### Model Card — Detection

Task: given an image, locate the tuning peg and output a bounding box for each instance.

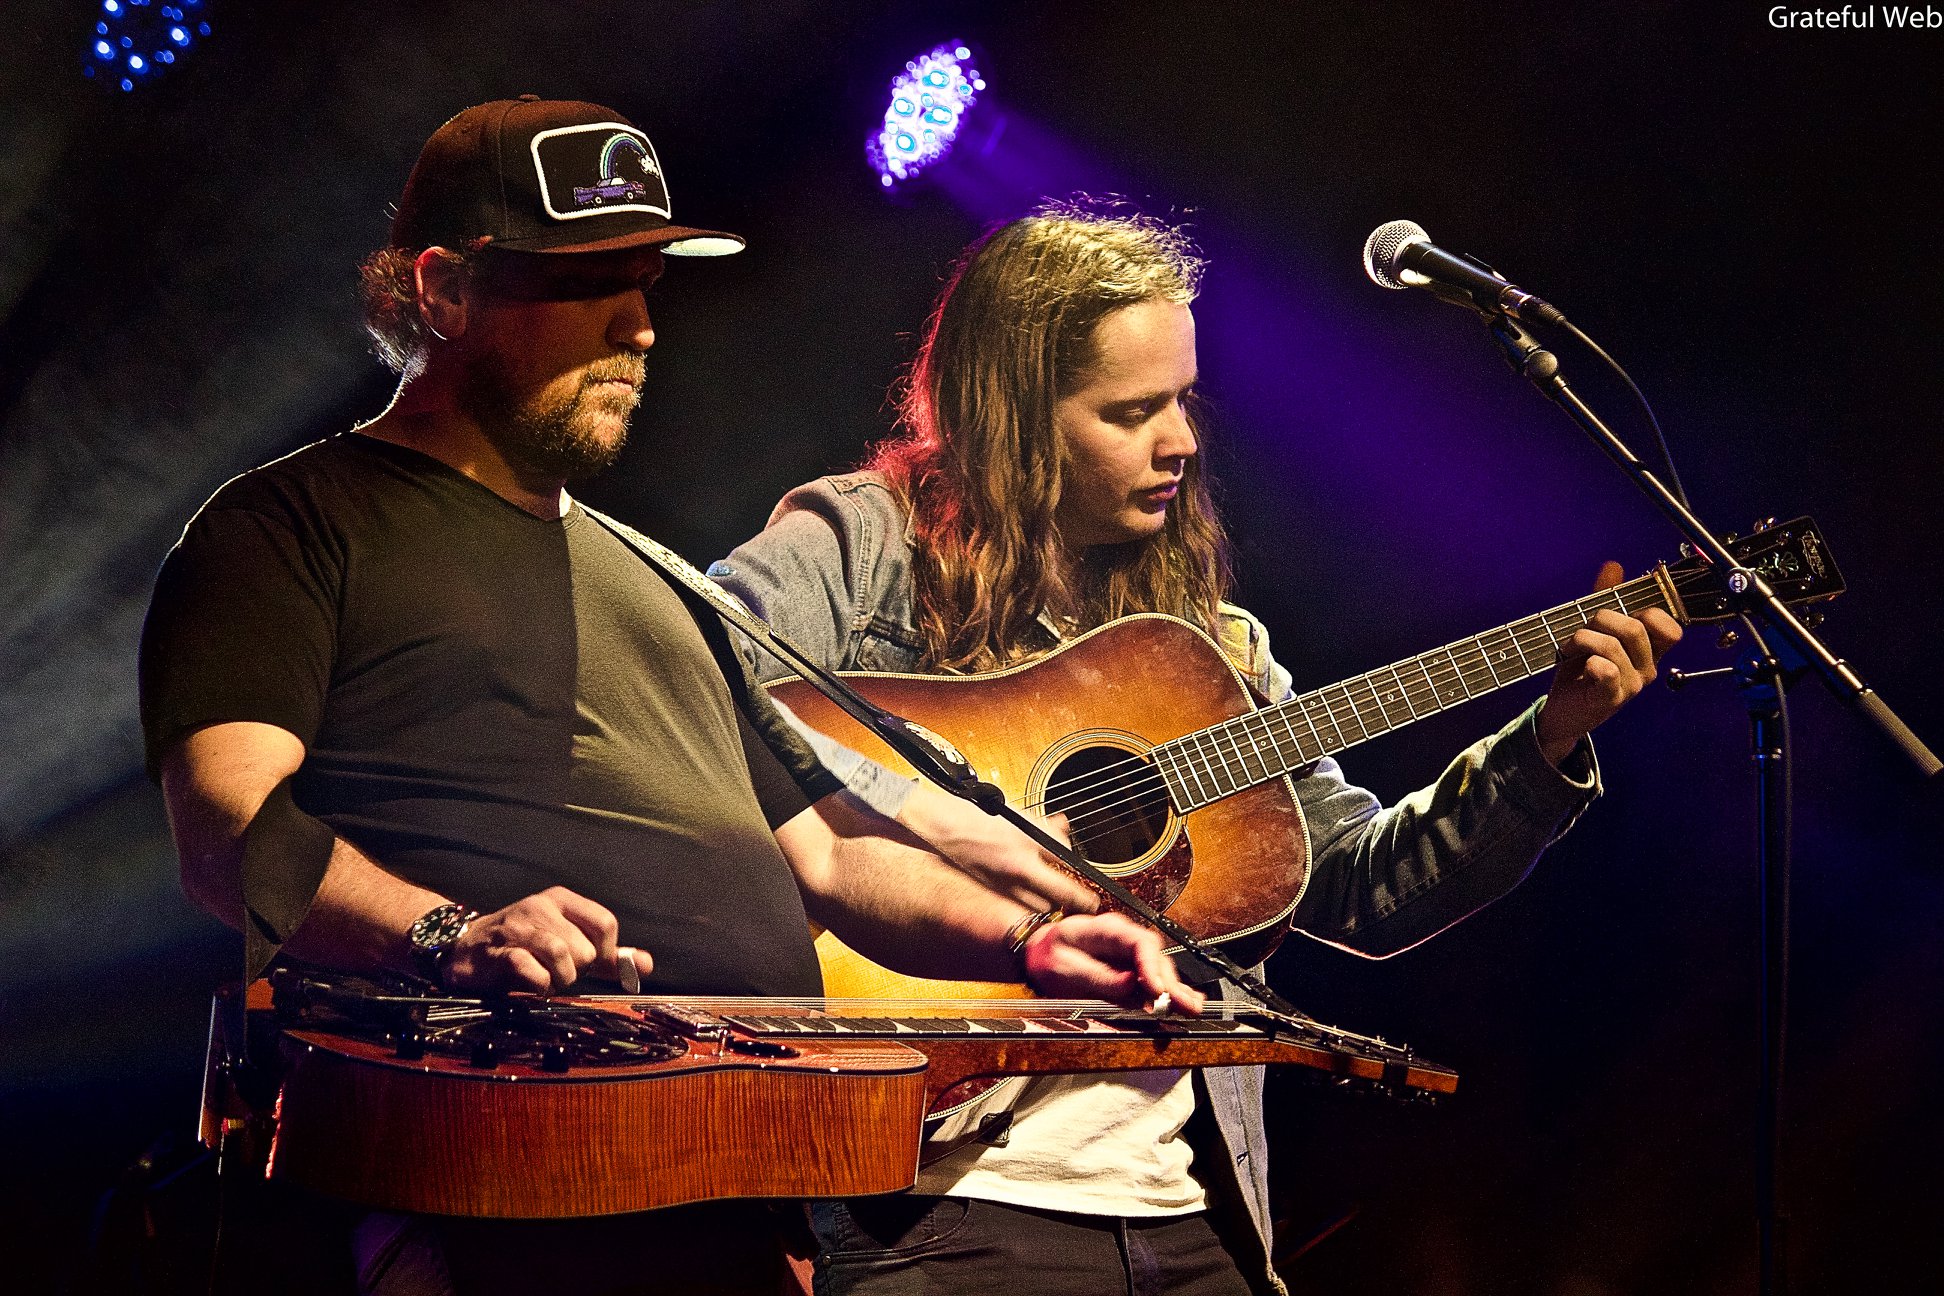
[1717,628,1740,650]
[1752,517,1779,532]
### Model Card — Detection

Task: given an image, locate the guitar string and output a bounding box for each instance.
[577,994,1427,1058]
[1008,580,1668,839]
[1021,604,1628,839]
[1020,580,1653,822]
[850,573,1679,846]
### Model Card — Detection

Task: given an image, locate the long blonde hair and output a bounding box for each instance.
[870,201,1232,672]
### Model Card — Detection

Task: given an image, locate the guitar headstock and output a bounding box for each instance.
[1662,517,1845,624]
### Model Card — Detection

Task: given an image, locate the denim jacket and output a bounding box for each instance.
[710,472,1599,1294]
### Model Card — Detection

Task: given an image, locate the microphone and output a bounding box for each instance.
[1362,220,1565,325]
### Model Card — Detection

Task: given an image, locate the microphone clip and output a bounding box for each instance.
[1485,312,1561,385]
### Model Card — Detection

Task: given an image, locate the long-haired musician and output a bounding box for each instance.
[711,200,1681,1294]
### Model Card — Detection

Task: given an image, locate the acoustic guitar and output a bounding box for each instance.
[772,519,1843,997]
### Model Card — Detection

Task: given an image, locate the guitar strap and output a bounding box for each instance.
[584,506,1302,1018]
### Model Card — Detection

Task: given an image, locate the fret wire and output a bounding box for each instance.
[1242,719,1269,783]
[1259,711,1306,769]
[1258,713,1285,778]
[1333,682,1373,742]
[1353,672,1400,733]
[1255,708,1293,772]
[1482,626,1522,685]
[1441,646,1474,702]
[1388,663,1421,720]
[1340,678,1372,736]
[1474,635,1504,687]
[1294,694,1332,754]
[1213,723,1248,792]
[1430,652,1461,703]
[1507,617,1537,674]
[1563,601,1592,639]
[1418,654,1454,706]
[1531,610,1567,660]
[1175,734,1212,808]
[1517,607,1573,658]
[1345,673,1386,731]
[1228,715,1259,784]
[1208,727,1244,796]
[1393,661,1429,714]
[1271,702,1313,768]
[1526,607,1567,655]
[1187,735,1218,806]
[1555,594,1601,645]
[1191,730,1226,800]
[1457,646,1491,695]
[1236,715,1267,784]
[1313,690,1350,749]
[1154,743,1189,809]
[1244,715,1290,777]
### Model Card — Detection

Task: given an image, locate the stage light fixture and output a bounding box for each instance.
[867,41,986,190]
[82,0,211,92]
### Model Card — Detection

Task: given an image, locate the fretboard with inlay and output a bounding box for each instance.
[1152,572,1676,811]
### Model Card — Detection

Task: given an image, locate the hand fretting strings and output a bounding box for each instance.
[1017,572,1681,838]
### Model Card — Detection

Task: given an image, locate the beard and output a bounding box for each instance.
[458,350,645,483]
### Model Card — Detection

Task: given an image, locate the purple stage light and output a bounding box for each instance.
[867,41,986,190]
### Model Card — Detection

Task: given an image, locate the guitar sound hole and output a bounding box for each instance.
[1043,746,1171,866]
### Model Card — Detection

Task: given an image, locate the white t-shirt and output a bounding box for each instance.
[914,1071,1206,1216]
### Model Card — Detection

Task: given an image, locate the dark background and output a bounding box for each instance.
[3,2,1939,1292]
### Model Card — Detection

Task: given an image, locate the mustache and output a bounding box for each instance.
[584,356,645,388]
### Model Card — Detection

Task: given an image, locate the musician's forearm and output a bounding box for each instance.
[180,814,444,975]
[816,868,1024,983]
[781,794,1027,983]
[279,844,448,975]
[163,729,449,976]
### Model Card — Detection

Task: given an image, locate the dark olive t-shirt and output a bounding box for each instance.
[139,433,833,996]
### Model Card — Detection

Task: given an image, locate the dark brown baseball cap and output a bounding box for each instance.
[389,96,744,257]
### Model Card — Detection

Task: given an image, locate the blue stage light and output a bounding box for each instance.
[84,0,211,90]
[867,40,985,191]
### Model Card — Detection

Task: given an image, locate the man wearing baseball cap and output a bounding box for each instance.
[139,98,1197,1293]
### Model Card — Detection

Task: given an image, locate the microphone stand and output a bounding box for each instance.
[1476,306,1940,1296]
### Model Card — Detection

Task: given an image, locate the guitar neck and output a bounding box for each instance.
[1154,569,1678,811]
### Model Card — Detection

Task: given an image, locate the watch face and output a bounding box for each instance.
[410,903,474,952]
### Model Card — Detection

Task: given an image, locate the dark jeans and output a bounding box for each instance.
[810,1196,1252,1296]
[355,1203,794,1296]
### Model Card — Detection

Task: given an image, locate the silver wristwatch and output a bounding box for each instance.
[407,901,478,985]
